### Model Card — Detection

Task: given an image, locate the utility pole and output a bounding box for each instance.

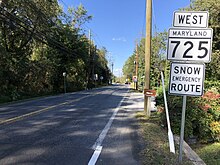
[88,30,92,85]
[92,45,97,84]
[144,0,152,116]
[135,43,139,90]
[89,29,91,50]
[63,72,67,94]
[111,62,114,83]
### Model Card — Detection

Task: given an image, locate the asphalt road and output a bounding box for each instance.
[0,85,143,165]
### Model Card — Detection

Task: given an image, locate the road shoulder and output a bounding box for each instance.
[96,90,146,165]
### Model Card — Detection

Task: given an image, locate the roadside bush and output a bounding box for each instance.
[157,80,220,143]
[204,80,220,93]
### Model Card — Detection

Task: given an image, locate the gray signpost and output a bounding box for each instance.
[167,11,213,163]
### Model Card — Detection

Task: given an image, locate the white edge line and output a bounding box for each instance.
[88,146,103,165]
[88,91,128,165]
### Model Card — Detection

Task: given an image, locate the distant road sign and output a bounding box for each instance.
[169,62,205,96]
[144,89,156,97]
[167,28,213,62]
[94,74,98,81]
[173,11,208,28]
[132,76,137,82]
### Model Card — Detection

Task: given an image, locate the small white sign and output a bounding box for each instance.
[169,62,205,96]
[173,11,208,28]
[133,76,137,82]
[94,74,98,81]
[167,28,213,62]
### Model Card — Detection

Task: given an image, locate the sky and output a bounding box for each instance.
[59,0,191,77]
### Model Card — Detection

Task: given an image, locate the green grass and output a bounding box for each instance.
[192,143,220,165]
[136,112,193,165]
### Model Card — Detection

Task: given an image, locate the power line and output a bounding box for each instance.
[0,0,105,61]
[142,0,147,38]
[58,0,69,10]
[91,31,104,49]
[152,0,158,35]
[80,23,106,51]
[0,3,79,56]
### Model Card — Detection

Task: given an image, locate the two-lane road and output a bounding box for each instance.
[0,85,143,165]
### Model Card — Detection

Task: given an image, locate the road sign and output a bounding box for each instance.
[169,62,205,96]
[173,11,209,28]
[94,74,98,81]
[132,76,137,82]
[167,28,213,62]
[144,89,156,97]
[170,11,211,164]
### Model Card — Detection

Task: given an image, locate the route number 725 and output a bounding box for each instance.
[167,39,211,62]
[171,40,208,58]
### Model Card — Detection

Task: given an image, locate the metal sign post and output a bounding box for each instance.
[178,95,187,163]
[63,72,67,94]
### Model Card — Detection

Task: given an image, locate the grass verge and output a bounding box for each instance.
[191,142,220,165]
[136,111,193,165]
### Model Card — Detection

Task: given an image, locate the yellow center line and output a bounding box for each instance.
[0,92,99,125]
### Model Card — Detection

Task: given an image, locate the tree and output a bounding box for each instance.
[123,55,136,82]
[0,0,110,102]
[0,0,58,99]
[123,31,167,88]
[69,4,92,30]
[95,47,111,84]
[185,0,220,80]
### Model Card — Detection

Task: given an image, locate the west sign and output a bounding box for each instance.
[169,62,205,96]
[173,11,209,28]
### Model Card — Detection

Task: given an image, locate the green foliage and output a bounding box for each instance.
[157,81,220,143]
[204,80,220,93]
[123,31,168,89]
[68,4,93,29]
[122,55,135,81]
[186,0,220,80]
[206,51,220,80]
[0,0,111,103]
[193,143,220,165]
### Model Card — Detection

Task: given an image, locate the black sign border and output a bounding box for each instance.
[168,62,205,97]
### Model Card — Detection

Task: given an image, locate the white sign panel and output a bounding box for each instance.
[169,62,205,96]
[133,76,137,82]
[173,11,208,28]
[167,28,213,62]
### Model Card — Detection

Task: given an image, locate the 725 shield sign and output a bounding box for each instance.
[167,28,213,63]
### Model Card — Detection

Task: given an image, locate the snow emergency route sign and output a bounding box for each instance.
[169,62,205,96]
[167,28,213,62]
